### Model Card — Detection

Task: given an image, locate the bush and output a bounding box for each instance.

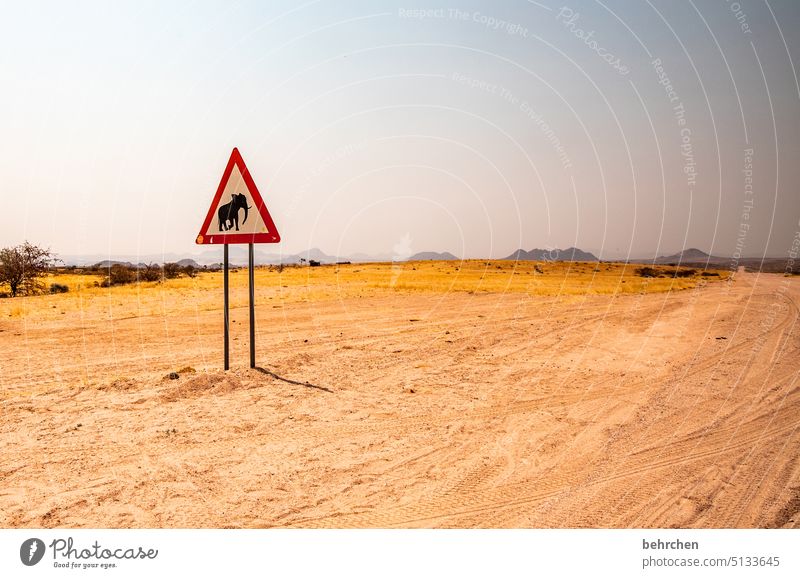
[0,242,60,297]
[137,264,162,282]
[636,267,659,278]
[100,262,200,286]
[162,263,181,279]
[675,269,696,278]
[102,264,137,287]
[49,283,69,294]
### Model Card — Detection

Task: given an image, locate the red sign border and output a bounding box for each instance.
[196,148,281,245]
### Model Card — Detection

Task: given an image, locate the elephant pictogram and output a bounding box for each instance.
[218,193,251,231]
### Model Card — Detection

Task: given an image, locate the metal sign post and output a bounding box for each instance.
[223,244,230,371]
[248,243,255,368]
[196,148,280,370]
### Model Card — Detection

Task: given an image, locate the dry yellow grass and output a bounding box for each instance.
[1,260,729,322]
[354,260,725,294]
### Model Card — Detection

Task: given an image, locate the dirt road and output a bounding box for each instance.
[1,270,798,527]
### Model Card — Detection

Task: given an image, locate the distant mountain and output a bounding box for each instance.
[653,248,726,264]
[292,248,335,262]
[503,247,598,262]
[64,253,192,266]
[193,247,337,266]
[93,260,135,268]
[93,260,187,269]
[196,246,275,266]
[408,251,458,261]
[59,247,796,273]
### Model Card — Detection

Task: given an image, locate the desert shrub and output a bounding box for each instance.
[0,242,60,297]
[636,267,659,278]
[162,262,181,279]
[675,269,696,278]
[49,283,69,294]
[102,265,137,287]
[137,264,162,282]
[110,265,136,285]
[183,265,198,278]
[702,271,720,277]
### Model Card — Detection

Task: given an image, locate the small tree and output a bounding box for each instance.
[138,263,162,282]
[162,262,182,279]
[0,242,59,297]
[102,264,137,287]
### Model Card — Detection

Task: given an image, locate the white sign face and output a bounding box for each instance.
[196,148,280,245]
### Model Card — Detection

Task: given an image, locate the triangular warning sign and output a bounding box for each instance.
[196,148,280,245]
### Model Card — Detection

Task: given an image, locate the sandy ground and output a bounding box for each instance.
[1,269,798,528]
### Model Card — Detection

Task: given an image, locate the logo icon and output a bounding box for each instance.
[20,538,45,566]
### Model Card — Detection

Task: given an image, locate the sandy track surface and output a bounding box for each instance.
[1,270,798,528]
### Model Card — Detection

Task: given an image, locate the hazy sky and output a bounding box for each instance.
[1,0,798,260]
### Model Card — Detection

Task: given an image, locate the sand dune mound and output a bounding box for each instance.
[160,372,242,402]
[97,377,139,392]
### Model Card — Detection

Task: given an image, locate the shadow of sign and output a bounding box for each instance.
[254,367,333,393]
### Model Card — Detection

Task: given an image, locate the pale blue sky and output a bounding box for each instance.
[1,0,798,260]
